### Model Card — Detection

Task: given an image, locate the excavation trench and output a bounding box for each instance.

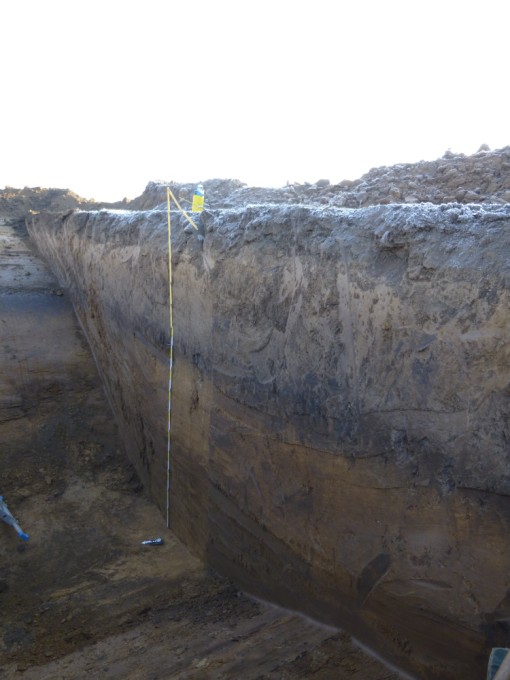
[0,215,401,680]
[16,196,510,680]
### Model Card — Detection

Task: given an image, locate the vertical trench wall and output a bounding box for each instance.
[28,203,510,680]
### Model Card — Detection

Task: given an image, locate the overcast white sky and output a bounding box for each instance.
[1,0,508,201]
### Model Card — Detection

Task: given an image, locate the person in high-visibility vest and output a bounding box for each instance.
[191,184,205,213]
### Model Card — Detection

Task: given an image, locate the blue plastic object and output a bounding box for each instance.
[488,648,509,680]
[0,495,29,542]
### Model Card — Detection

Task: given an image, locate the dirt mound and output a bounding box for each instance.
[328,145,510,207]
[0,187,89,218]
[0,187,129,219]
[127,146,510,212]
[128,179,246,211]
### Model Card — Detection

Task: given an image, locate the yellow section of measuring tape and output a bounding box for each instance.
[166,186,200,529]
[167,188,200,231]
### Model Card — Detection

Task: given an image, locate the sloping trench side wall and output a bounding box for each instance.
[27,204,510,680]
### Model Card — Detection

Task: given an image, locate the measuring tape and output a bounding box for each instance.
[166,187,200,528]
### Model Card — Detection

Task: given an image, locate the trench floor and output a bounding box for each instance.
[0,217,400,679]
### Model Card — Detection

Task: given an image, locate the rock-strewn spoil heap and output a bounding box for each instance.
[6,146,510,680]
[129,145,510,211]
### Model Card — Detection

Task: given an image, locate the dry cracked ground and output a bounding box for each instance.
[0,217,401,679]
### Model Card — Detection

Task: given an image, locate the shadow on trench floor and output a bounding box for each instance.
[0,216,401,679]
